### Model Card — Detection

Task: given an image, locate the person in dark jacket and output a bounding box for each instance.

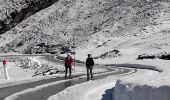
[86,54,94,80]
[65,53,73,79]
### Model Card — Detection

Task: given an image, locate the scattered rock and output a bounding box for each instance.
[137,52,170,60]
[94,50,122,59]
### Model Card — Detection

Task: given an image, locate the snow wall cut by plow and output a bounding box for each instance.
[114,79,170,100]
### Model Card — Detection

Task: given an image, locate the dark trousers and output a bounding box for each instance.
[65,67,72,77]
[86,66,93,80]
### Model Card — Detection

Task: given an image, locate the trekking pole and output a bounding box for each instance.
[73,41,76,73]
[72,34,76,73]
[74,52,76,73]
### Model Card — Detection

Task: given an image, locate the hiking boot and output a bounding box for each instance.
[65,75,67,79]
[87,77,90,81]
[91,76,94,80]
[69,75,72,79]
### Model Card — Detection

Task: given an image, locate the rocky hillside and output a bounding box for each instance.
[0,0,170,55]
[0,0,60,34]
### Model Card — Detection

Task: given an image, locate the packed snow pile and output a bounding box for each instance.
[16,56,65,76]
[114,59,170,100]
[115,79,170,100]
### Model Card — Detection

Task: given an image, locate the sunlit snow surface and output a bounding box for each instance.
[1,0,170,100]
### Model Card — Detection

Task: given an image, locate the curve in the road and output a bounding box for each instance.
[0,56,135,100]
[0,55,126,100]
[5,68,134,100]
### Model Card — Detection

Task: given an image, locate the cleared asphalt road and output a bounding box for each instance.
[4,68,134,100]
[0,55,134,100]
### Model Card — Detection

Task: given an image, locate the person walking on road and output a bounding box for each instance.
[64,53,73,79]
[86,54,94,81]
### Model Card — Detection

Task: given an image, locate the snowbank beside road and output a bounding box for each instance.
[115,79,170,100]
[113,59,170,100]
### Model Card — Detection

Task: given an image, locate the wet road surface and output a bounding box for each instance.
[6,68,134,100]
[0,55,135,100]
[0,74,82,100]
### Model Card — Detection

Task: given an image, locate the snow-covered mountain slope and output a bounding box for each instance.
[0,0,61,35]
[1,1,170,100]
[0,0,170,55]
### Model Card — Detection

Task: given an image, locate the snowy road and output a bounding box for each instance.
[0,55,133,100]
[0,67,130,100]
[0,55,159,100]
[4,68,132,100]
[0,75,81,100]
